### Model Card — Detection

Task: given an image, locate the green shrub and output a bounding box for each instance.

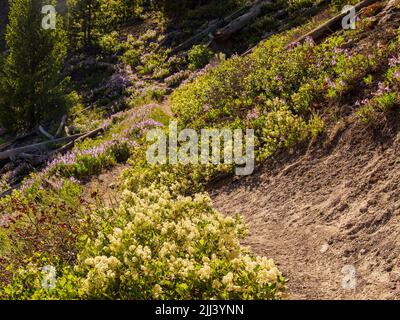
[2,180,285,300]
[256,109,310,159]
[0,176,85,274]
[121,48,141,68]
[188,45,214,71]
[171,28,383,160]
[76,184,285,299]
[99,31,123,54]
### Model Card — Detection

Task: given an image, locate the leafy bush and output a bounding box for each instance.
[121,48,141,68]
[0,176,85,274]
[46,139,134,180]
[188,45,214,71]
[2,179,285,300]
[171,29,384,160]
[99,31,123,54]
[355,38,400,124]
[256,109,310,159]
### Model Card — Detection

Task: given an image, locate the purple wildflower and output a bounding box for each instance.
[246,108,259,121]
[389,56,400,67]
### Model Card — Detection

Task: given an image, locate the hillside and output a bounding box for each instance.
[0,0,400,301]
[212,110,400,299]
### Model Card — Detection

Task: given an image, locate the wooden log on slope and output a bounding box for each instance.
[50,127,104,156]
[0,127,106,198]
[292,0,379,45]
[0,133,85,160]
[55,115,68,138]
[212,0,272,42]
[168,2,255,56]
[241,0,331,56]
[0,130,36,152]
[168,20,221,57]
[38,125,55,140]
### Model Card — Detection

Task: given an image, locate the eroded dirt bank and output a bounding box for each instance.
[211,114,400,299]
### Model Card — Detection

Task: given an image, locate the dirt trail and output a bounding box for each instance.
[83,164,129,208]
[211,116,400,300]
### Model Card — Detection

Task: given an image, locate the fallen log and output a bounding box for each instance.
[0,141,13,152]
[241,1,330,56]
[18,152,43,161]
[168,2,255,56]
[168,20,220,57]
[155,31,183,52]
[55,115,68,138]
[38,125,55,140]
[291,0,379,45]
[50,127,104,156]
[0,126,106,198]
[12,127,104,166]
[0,133,85,160]
[212,0,272,42]
[0,130,36,152]
[241,8,290,56]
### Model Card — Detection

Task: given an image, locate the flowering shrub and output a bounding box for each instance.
[122,154,222,196]
[76,184,284,299]
[1,260,81,300]
[171,25,390,161]
[254,109,311,159]
[7,9,400,302]
[43,105,163,181]
[46,139,135,180]
[2,180,285,300]
[0,175,87,284]
[356,47,400,123]
[0,105,165,291]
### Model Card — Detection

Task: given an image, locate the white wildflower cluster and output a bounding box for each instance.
[74,177,285,299]
[81,256,121,294]
[2,166,285,300]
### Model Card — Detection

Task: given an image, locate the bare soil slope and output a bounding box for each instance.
[211,113,400,299]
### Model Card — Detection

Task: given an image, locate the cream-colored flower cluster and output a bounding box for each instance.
[74,178,285,299]
[2,166,284,300]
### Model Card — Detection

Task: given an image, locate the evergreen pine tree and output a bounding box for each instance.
[0,0,68,133]
[67,0,100,48]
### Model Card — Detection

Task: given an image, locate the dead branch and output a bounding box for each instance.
[0,130,36,152]
[0,133,85,160]
[291,0,378,45]
[18,153,42,161]
[169,20,220,57]
[155,31,183,52]
[55,115,68,138]
[51,127,104,156]
[168,2,255,56]
[38,125,55,140]
[212,0,272,42]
